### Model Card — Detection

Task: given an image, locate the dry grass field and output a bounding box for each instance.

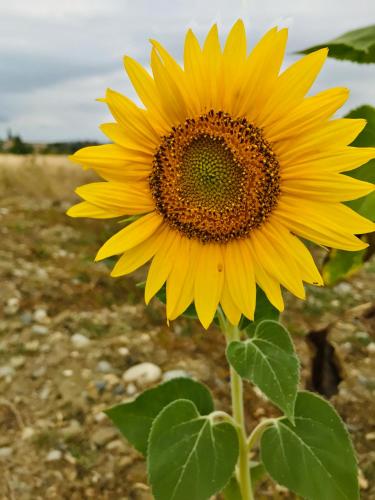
[0,154,374,499]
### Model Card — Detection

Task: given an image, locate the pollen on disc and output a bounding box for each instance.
[149,110,280,243]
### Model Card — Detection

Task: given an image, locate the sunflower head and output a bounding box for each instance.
[68,20,375,329]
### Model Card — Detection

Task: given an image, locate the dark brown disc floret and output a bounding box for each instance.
[149,110,280,243]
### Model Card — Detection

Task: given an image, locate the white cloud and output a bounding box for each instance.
[1,0,375,141]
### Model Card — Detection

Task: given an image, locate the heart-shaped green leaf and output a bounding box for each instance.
[261,391,359,500]
[226,320,299,421]
[299,25,375,63]
[148,399,239,500]
[105,378,213,455]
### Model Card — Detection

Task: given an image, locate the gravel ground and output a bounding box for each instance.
[0,155,374,499]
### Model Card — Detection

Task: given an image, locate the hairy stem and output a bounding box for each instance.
[218,309,253,500]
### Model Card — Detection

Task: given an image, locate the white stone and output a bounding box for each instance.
[0,447,12,458]
[118,347,130,356]
[33,308,48,323]
[22,427,35,440]
[334,282,352,295]
[70,333,91,349]
[0,366,15,378]
[126,382,137,396]
[10,356,26,369]
[4,297,20,315]
[367,342,375,354]
[123,362,161,387]
[46,449,62,461]
[162,369,191,382]
[31,325,48,335]
[96,360,113,373]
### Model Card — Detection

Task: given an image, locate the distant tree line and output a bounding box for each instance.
[0,131,100,155]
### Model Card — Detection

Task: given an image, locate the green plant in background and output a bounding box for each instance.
[301,26,375,285]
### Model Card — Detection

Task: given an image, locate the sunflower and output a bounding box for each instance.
[68,20,375,328]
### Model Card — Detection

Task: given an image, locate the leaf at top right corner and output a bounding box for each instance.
[299,25,375,63]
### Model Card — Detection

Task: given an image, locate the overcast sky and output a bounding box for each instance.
[1,0,374,142]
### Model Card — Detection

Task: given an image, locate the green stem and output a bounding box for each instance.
[218,309,253,500]
[247,418,276,452]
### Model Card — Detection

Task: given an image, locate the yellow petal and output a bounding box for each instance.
[279,197,374,234]
[75,181,154,214]
[99,123,154,155]
[194,243,224,329]
[150,39,191,115]
[281,147,375,176]
[220,281,242,326]
[250,227,306,299]
[145,229,181,304]
[184,29,206,114]
[245,239,284,312]
[111,225,168,277]
[265,220,323,286]
[235,28,288,119]
[282,174,374,202]
[266,87,349,142]
[123,55,170,133]
[224,240,256,320]
[274,200,371,251]
[257,49,328,127]
[151,48,187,125]
[202,24,222,109]
[166,237,196,320]
[276,119,367,164]
[67,201,127,219]
[104,88,160,149]
[69,144,151,182]
[222,20,247,111]
[95,212,162,261]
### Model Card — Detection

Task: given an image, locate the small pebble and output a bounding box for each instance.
[95,380,107,393]
[25,339,40,352]
[334,282,352,295]
[112,383,126,395]
[123,362,161,387]
[11,355,26,369]
[22,427,35,440]
[63,369,73,377]
[126,383,137,396]
[367,342,375,354]
[71,333,91,349]
[61,420,82,439]
[33,308,48,323]
[20,311,33,325]
[92,427,118,447]
[96,360,113,374]
[0,447,13,458]
[4,297,20,315]
[365,432,375,441]
[118,347,130,356]
[46,449,62,462]
[0,366,15,379]
[94,412,107,423]
[162,369,191,382]
[31,325,48,335]
[32,366,47,379]
[106,439,126,452]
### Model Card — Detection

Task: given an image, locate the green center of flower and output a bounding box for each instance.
[180,135,244,210]
[150,110,280,243]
